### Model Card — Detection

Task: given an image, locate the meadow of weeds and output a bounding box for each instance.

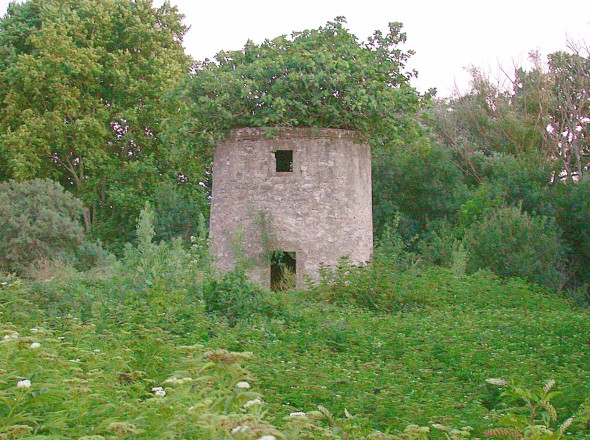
[1,216,589,438]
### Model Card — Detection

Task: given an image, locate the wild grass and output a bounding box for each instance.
[1,240,589,438]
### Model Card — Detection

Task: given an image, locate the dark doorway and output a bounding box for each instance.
[270,251,296,290]
[275,150,293,172]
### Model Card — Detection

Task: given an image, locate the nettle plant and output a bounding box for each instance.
[484,378,577,440]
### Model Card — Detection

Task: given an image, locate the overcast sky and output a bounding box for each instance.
[1,0,589,96]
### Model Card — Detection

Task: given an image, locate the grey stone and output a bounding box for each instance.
[209,127,373,289]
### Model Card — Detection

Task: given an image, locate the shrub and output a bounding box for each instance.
[153,181,209,244]
[311,224,429,312]
[554,177,590,290]
[120,202,207,291]
[203,269,272,325]
[463,206,566,289]
[373,145,468,240]
[0,179,86,274]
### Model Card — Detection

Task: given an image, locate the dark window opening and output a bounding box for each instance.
[275,150,293,172]
[270,251,296,291]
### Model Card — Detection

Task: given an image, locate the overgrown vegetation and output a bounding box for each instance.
[1,0,590,437]
[2,227,590,438]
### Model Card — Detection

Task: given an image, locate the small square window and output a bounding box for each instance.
[275,150,293,172]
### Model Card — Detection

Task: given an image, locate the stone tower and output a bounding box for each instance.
[209,127,373,289]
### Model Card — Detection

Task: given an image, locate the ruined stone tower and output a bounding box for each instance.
[209,127,373,289]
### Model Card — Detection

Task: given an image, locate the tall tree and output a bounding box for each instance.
[547,43,590,180]
[0,0,192,248]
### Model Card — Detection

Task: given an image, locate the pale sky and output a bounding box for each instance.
[1,0,589,96]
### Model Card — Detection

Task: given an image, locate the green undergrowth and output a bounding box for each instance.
[1,266,589,438]
[211,268,590,434]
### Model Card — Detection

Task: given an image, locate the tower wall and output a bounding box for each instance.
[209,127,373,288]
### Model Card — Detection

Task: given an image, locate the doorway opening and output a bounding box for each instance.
[270,251,296,291]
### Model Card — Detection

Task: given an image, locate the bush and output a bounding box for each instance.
[463,206,566,289]
[373,145,468,241]
[311,224,430,312]
[203,269,272,325]
[554,177,590,290]
[0,179,86,274]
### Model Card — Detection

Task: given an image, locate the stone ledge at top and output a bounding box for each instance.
[223,127,364,142]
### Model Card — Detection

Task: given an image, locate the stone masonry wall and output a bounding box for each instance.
[209,127,373,289]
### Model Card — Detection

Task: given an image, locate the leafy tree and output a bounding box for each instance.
[467,152,555,218]
[463,206,566,290]
[181,17,425,151]
[0,179,86,274]
[425,65,555,189]
[373,144,468,240]
[0,0,192,248]
[547,44,590,180]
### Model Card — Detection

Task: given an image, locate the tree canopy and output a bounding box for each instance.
[182,17,426,150]
[0,0,192,247]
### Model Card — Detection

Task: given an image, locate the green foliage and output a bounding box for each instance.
[421,53,587,293]
[425,65,552,168]
[0,277,278,439]
[153,180,209,244]
[484,379,578,439]
[554,177,590,290]
[184,17,424,149]
[216,267,590,437]
[417,221,467,276]
[2,258,590,438]
[312,224,424,312]
[0,179,109,275]
[463,206,566,289]
[0,0,192,249]
[373,145,468,240]
[202,269,274,326]
[467,152,555,218]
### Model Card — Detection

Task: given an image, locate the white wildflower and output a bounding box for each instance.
[244,398,262,407]
[30,342,41,349]
[486,378,508,386]
[289,411,306,417]
[17,379,31,388]
[560,416,575,434]
[2,331,18,341]
[151,386,166,397]
[431,423,447,430]
[69,359,81,363]
[232,425,249,434]
[164,376,193,385]
[30,328,40,333]
[236,381,250,389]
[257,436,276,440]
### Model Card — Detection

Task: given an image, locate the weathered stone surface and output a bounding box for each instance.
[209,127,373,288]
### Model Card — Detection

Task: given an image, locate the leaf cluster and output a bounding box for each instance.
[185,17,423,148]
